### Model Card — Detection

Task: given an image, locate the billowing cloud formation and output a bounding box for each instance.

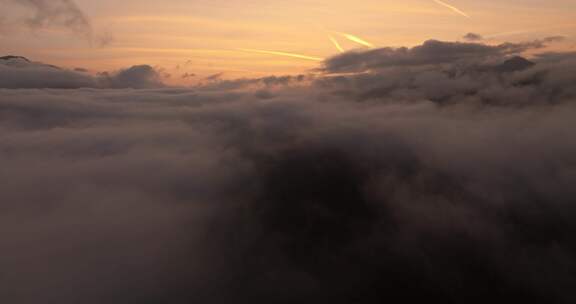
[1,38,576,303]
[0,55,97,88]
[0,56,164,89]
[314,38,575,107]
[99,65,165,89]
[323,38,562,73]
[1,0,92,38]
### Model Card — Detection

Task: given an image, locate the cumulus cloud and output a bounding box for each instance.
[0,56,165,89]
[99,65,165,89]
[1,38,576,303]
[313,39,576,107]
[322,38,562,73]
[0,55,97,88]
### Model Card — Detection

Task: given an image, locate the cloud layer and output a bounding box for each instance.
[1,38,576,303]
[322,38,563,73]
[0,56,164,89]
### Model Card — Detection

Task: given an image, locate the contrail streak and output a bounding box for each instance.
[433,0,470,18]
[337,32,375,48]
[329,35,345,53]
[237,48,323,61]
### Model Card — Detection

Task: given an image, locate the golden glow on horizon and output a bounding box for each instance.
[237,48,323,61]
[432,0,470,18]
[2,0,574,84]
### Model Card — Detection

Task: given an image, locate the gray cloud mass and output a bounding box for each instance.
[0,56,163,89]
[1,38,576,303]
[0,0,114,45]
[322,37,563,73]
[1,0,92,38]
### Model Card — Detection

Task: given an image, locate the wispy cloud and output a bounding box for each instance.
[3,0,93,38]
[337,31,375,48]
[433,0,470,18]
[329,35,345,53]
[237,48,323,61]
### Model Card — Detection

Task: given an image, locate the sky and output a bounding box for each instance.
[1,0,575,83]
[3,1,576,303]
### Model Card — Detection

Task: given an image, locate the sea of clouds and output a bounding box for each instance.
[1,36,576,303]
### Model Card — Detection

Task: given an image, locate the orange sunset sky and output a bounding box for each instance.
[1,0,575,84]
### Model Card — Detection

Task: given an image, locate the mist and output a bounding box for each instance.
[1,37,576,303]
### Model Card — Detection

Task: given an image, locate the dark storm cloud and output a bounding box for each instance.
[2,38,576,303]
[1,0,93,38]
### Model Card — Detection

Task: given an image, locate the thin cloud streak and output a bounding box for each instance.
[337,31,375,48]
[237,48,323,61]
[329,35,345,53]
[433,0,470,18]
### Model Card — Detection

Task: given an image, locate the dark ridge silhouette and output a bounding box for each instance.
[0,55,30,62]
[496,56,535,73]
